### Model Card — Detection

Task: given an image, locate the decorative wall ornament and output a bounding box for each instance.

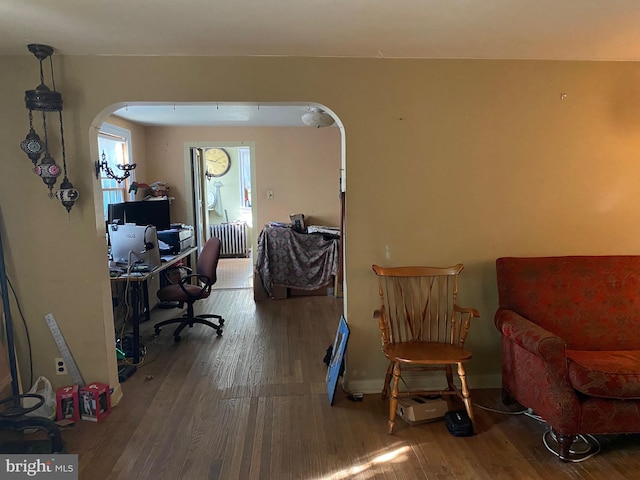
[95,150,137,184]
[20,44,79,214]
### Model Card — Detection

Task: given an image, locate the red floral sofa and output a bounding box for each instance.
[495,256,640,461]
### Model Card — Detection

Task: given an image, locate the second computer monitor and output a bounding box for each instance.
[108,199,171,231]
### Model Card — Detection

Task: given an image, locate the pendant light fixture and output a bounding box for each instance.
[21,44,79,214]
[302,107,335,128]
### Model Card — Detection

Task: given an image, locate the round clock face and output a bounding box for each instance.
[205,148,231,177]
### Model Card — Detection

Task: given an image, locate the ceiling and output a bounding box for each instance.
[110,103,328,128]
[4,1,640,60]
[6,1,640,127]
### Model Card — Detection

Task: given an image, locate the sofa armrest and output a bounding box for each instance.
[495,307,568,378]
[495,307,581,435]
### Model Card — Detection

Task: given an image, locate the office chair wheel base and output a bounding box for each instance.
[216,330,223,337]
[173,335,181,342]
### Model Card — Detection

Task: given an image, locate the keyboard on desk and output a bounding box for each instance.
[115,262,152,273]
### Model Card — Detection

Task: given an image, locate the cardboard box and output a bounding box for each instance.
[79,382,111,422]
[253,271,269,301]
[396,396,448,425]
[253,271,288,300]
[56,385,80,422]
[289,213,305,232]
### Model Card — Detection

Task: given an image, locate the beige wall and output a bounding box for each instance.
[2,56,640,400]
[142,126,341,242]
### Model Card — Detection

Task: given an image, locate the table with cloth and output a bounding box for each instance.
[256,224,339,297]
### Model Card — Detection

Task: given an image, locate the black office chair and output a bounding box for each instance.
[154,237,224,342]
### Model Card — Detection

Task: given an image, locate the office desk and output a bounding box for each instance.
[110,247,197,364]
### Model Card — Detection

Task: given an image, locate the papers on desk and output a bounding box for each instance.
[109,261,151,278]
[307,225,340,237]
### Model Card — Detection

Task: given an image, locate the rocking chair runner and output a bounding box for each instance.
[372,264,480,434]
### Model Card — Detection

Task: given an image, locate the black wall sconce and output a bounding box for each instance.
[94,151,137,184]
[20,44,79,214]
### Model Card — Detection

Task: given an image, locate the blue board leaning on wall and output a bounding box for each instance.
[326,315,349,406]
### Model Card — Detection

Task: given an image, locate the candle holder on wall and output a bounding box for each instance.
[95,150,137,184]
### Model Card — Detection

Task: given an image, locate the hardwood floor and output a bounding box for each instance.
[212,258,253,290]
[13,289,640,478]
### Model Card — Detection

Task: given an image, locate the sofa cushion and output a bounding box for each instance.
[566,349,640,399]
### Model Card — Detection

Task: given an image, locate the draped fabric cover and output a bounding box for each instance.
[256,225,339,296]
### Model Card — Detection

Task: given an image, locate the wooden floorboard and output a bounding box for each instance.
[5,288,640,478]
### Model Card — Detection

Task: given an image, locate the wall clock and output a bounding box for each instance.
[205,147,231,178]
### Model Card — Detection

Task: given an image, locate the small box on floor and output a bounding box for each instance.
[396,395,448,425]
[56,385,80,422]
[444,409,474,436]
[79,382,111,422]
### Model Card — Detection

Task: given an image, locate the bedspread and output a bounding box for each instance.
[256,225,339,296]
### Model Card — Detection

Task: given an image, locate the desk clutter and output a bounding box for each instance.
[110,246,198,375]
[107,211,198,377]
[158,225,194,255]
[106,196,193,267]
[107,224,194,278]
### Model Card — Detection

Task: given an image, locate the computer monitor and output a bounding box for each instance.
[108,199,171,231]
[109,224,161,269]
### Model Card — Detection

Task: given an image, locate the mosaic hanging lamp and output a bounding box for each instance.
[54,111,79,214]
[20,110,45,165]
[21,44,78,212]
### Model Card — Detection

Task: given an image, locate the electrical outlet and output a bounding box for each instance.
[55,357,67,375]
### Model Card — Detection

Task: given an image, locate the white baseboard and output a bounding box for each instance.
[110,383,124,406]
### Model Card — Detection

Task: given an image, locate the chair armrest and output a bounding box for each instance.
[495,307,567,376]
[164,266,192,285]
[452,304,480,347]
[178,274,212,299]
[373,309,390,346]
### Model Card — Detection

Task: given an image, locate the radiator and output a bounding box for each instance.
[211,222,249,258]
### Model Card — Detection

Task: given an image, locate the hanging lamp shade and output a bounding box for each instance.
[56,178,79,214]
[33,152,61,196]
[20,123,44,165]
[302,108,335,128]
[20,44,79,213]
